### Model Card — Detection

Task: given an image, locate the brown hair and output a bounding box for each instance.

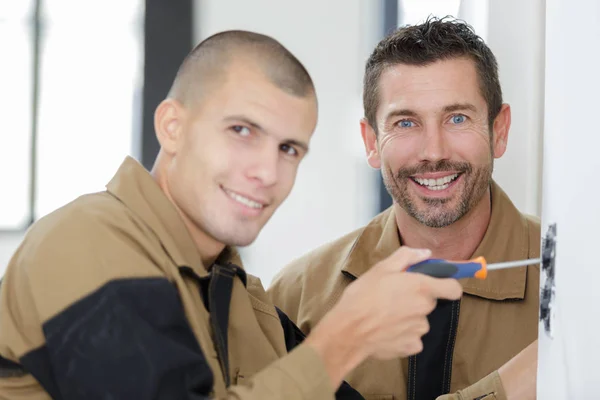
[169,30,315,105]
[363,16,502,133]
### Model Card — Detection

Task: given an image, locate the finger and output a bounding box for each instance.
[416,319,430,336]
[404,339,424,355]
[426,277,463,300]
[382,246,432,272]
[385,314,431,340]
[417,296,437,315]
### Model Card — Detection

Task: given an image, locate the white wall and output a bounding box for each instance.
[537,0,600,397]
[400,0,545,218]
[194,0,382,287]
[484,0,545,218]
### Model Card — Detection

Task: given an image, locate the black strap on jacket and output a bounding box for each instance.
[186,262,247,388]
[205,263,246,387]
[407,299,461,400]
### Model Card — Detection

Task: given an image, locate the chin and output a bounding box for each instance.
[418,203,468,227]
[211,218,267,248]
[219,231,260,248]
[418,213,462,228]
[231,238,257,247]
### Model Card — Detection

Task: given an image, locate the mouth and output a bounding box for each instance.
[410,173,462,191]
[221,186,267,210]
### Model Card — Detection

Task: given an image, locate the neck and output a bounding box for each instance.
[395,188,492,261]
[151,154,225,267]
[180,217,225,267]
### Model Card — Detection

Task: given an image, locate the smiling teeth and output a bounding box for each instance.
[413,173,459,191]
[226,191,263,209]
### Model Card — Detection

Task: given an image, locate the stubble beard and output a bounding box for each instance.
[383,159,493,228]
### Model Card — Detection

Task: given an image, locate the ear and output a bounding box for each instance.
[154,99,186,155]
[492,104,511,159]
[360,118,381,169]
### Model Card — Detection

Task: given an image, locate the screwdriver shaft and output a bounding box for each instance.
[486,258,541,271]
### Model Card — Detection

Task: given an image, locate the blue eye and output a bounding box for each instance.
[451,115,466,124]
[231,125,251,136]
[398,120,415,128]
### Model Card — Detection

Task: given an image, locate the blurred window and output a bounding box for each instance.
[0,2,35,229]
[35,0,144,218]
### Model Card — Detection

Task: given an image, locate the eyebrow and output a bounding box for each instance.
[383,109,418,124]
[383,103,478,125]
[224,115,265,131]
[443,103,478,113]
[223,115,310,153]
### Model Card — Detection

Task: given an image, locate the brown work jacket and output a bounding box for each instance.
[0,156,352,400]
[269,182,540,400]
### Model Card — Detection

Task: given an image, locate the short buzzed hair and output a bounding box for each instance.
[364,16,502,133]
[168,30,315,106]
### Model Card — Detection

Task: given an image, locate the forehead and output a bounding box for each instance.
[197,63,317,138]
[377,57,485,117]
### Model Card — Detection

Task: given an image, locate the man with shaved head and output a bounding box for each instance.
[0,30,461,399]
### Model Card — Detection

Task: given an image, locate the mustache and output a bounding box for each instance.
[395,160,472,180]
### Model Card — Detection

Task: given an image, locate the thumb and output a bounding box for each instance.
[382,246,432,273]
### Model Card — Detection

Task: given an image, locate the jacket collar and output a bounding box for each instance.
[461,182,530,299]
[341,181,530,300]
[342,206,399,279]
[105,156,242,278]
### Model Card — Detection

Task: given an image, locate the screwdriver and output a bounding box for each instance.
[406,256,541,280]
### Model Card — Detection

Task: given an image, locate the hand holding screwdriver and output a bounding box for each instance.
[305,247,463,388]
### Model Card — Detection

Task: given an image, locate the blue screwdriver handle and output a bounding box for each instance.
[406,257,488,280]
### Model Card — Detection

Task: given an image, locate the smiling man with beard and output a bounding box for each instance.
[269,17,540,400]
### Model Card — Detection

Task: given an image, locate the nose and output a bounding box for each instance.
[419,124,451,162]
[246,145,279,187]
